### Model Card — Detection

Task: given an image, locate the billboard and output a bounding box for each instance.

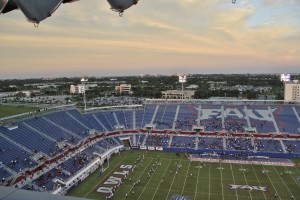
[281,74,290,82]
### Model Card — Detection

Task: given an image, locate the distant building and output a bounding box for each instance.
[115,84,132,94]
[70,84,86,94]
[284,80,300,102]
[70,83,97,94]
[161,90,195,99]
[186,84,198,89]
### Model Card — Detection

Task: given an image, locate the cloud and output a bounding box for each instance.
[0,0,299,78]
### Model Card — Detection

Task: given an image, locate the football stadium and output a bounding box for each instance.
[0,100,300,200]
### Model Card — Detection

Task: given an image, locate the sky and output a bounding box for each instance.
[0,0,299,79]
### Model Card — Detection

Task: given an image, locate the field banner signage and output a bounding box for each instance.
[156,147,163,151]
[229,184,267,192]
[170,194,189,200]
[148,146,155,150]
[140,146,147,150]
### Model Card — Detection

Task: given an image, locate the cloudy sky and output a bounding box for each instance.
[0,0,299,79]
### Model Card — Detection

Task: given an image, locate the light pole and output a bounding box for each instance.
[179,75,187,102]
[81,78,88,113]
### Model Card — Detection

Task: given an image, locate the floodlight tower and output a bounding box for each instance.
[179,75,187,102]
[81,77,88,113]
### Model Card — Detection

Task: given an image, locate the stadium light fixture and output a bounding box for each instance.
[179,75,187,102]
[81,77,88,113]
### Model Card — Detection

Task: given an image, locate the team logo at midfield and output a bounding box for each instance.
[171,194,189,200]
[229,184,267,192]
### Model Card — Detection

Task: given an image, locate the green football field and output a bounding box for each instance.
[0,104,37,118]
[67,151,300,200]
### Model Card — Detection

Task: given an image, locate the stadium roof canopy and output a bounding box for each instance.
[0,186,87,200]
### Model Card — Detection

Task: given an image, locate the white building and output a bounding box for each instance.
[284,80,300,102]
[186,84,198,89]
[70,85,86,94]
[161,90,195,99]
[115,84,132,94]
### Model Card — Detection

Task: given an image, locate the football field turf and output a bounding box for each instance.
[67,151,300,200]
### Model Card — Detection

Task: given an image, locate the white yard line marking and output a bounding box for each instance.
[292,164,300,174]
[283,166,300,189]
[261,165,281,199]
[137,160,161,200]
[230,163,239,200]
[240,164,253,200]
[272,165,294,197]
[166,160,182,200]
[123,158,154,200]
[180,161,191,196]
[83,156,127,198]
[250,164,267,200]
[219,162,225,200]
[208,162,211,200]
[194,162,201,200]
[151,160,172,200]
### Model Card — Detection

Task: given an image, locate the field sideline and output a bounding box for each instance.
[0,104,37,118]
[67,151,300,200]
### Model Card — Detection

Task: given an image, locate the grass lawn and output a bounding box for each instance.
[0,104,37,118]
[67,150,300,200]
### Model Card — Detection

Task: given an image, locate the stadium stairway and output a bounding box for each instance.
[196,106,201,126]
[103,113,115,131]
[243,106,251,127]
[113,112,120,127]
[1,164,17,177]
[92,114,108,132]
[133,133,137,146]
[194,136,199,150]
[279,139,287,153]
[141,134,148,146]
[23,122,56,143]
[172,105,180,130]
[251,137,256,152]
[112,137,122,146]
[221,106,225,129]
[132,111,136,129]
[292,107,300,124]
[223,137,227,150]
[150,105,159,124]
[268,106,280,133]
[66,112,91,130]
[168,134,173,148]
[42,117,81,140]
[0,132,32,155]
